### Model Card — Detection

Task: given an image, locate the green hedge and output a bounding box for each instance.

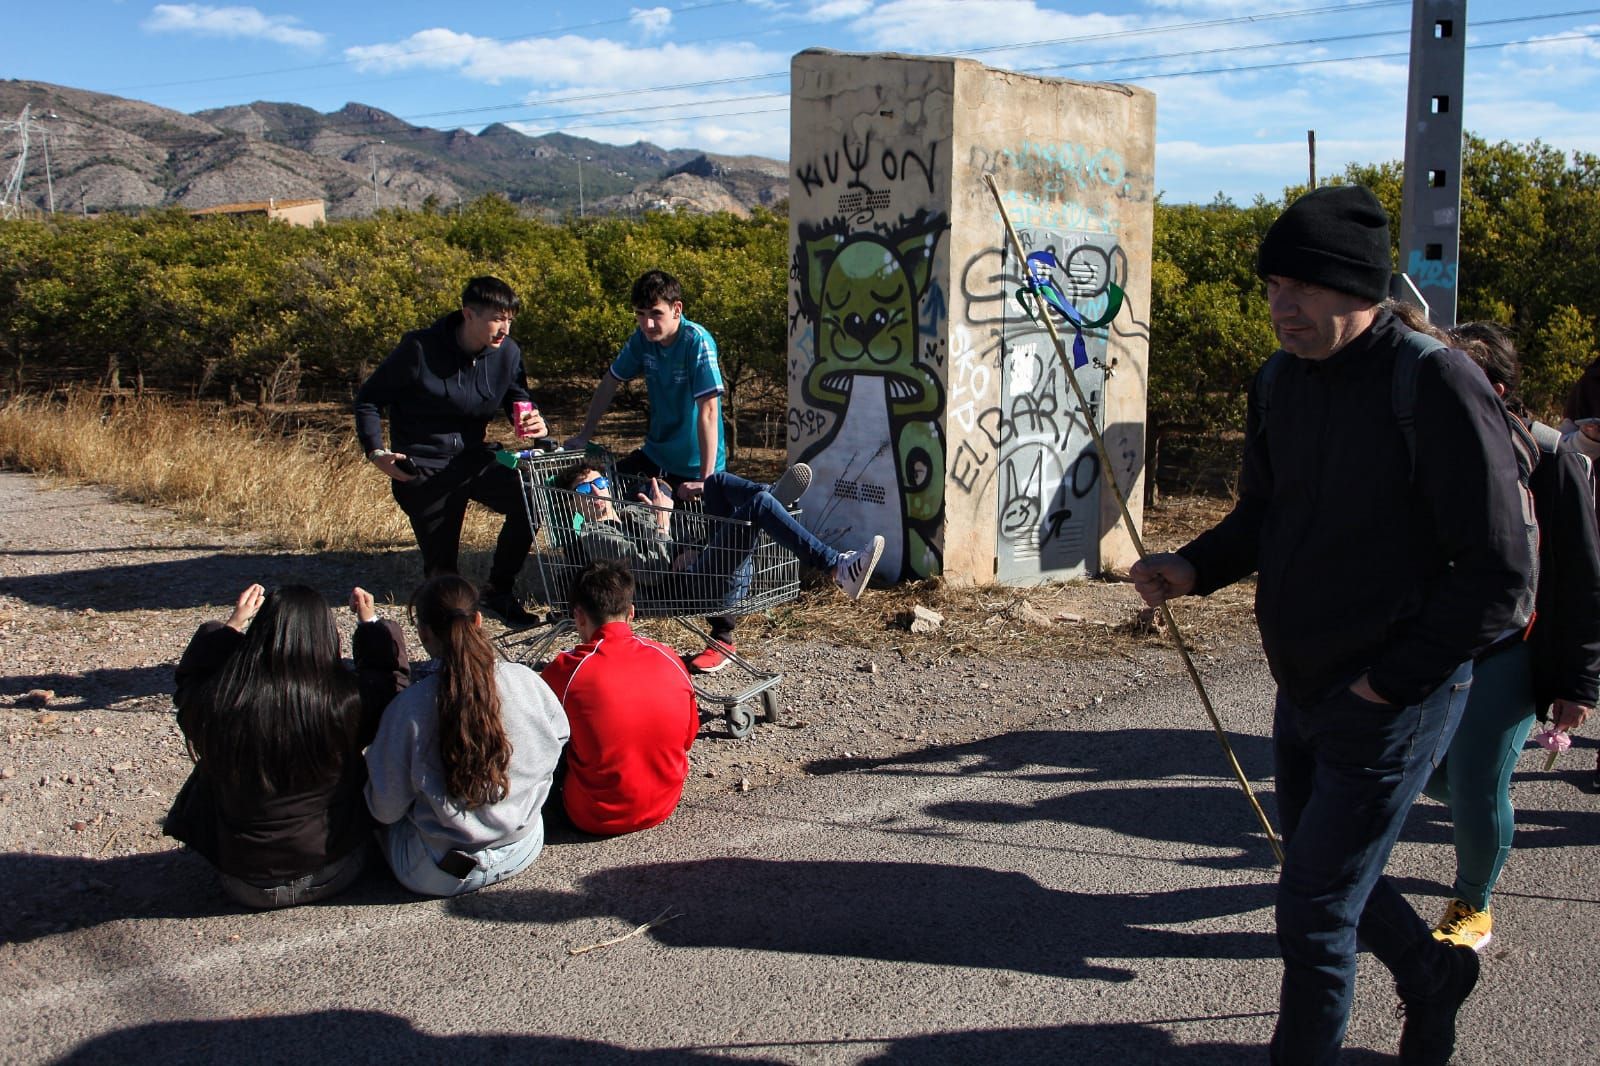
[3,135,1596,444]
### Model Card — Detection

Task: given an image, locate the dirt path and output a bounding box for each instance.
[0,470,1257,877]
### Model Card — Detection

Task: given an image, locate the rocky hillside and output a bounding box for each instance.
[0,80,788,219]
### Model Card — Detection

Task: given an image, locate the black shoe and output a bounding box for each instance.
[482,587,537,627]
[1396,941,1481,1065]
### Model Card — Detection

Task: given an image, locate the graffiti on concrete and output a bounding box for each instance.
[791,208,949,581]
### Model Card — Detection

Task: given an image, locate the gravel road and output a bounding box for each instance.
[0,470,1218,877]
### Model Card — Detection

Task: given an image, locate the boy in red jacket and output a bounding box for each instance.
[541,562,700,835]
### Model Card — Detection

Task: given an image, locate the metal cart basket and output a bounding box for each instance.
[496,447,799,737]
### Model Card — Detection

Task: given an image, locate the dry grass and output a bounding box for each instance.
[0,391,415,551]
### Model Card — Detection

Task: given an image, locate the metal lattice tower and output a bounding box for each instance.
[0,105,34,219]
[0,105,59,219]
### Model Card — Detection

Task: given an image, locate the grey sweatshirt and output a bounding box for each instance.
[365,661,569,858]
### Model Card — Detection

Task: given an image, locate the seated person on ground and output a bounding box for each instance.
[365,575,569,897]
[552,459,885,603]
[167,583,409,909]
[540,561,700,836]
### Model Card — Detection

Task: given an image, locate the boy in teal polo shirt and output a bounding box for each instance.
[566,270,735,672]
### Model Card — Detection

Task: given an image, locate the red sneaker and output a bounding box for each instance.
[686,642,735,674]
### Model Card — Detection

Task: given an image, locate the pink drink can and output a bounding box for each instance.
[512,401,536,439]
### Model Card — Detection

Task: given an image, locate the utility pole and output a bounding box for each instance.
[578,154,590,217]
[369,139,385,214]
[1307,130,1317,189]
[1399,0,1467,326]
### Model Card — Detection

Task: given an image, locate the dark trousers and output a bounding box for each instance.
[615,448,734,644]
[1268,662,1473,1065]
[390,449,532,592]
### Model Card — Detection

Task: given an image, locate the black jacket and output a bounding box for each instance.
[1528,443,1600,711]
[353,311,532,470]
[1179,311,1531,708]
[165,619,409,882]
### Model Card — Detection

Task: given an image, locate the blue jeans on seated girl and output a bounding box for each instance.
[681,472,838,608]
[380,819,544,898]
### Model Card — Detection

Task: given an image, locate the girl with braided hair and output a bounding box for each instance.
[365,575,568,896]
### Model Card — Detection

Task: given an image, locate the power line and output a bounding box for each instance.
[16,18,1600,163]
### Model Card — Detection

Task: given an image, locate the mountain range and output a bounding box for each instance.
[0,79,789,219]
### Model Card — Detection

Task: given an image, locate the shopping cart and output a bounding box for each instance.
[495,446,800,738]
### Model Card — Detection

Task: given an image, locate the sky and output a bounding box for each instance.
[4,1,1598,204]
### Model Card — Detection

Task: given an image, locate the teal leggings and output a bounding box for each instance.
[1422,641,1536,910]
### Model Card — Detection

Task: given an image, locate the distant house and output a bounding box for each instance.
[189,197,326,227]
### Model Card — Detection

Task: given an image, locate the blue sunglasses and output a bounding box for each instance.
[574,476,610,495]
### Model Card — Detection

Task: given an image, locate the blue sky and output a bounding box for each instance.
[5,1,1598,203]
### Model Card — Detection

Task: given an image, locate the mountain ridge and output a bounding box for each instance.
[0,79,788,219]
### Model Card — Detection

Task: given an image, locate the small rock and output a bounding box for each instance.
[857,661,878,674]
[25,691,55,708]
[903,604,945,634]
[1053,612,1084,624]
[0,767,13,780]
[70,820,87,832]
[110,762,132,773]
[737,777,751,792]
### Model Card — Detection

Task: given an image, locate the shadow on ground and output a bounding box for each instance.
[454,856,1277,982]
[0,848,416,945]
[55,1010,776,1066]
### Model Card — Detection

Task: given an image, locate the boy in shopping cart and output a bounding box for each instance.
[553,458,884,605]
[561,269,738,671]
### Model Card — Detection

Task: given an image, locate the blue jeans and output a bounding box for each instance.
[677,472,838,611]
[379,820,544,898]
[1269,662,1473,1065]
[1422,641,1535,910]
[701,471,838,570]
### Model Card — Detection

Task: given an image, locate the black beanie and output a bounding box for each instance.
[1256,185,1392,301]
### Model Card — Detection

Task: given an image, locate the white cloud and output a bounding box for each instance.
[142,4,325,49]
[346,29,781,87]
[631,6,673,38]
[800,0,874,20]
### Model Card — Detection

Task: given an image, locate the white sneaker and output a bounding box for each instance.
[770,463,812,509]
[834,535,884,600]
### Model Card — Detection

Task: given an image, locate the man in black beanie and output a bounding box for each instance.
[1132,185,1530,1064]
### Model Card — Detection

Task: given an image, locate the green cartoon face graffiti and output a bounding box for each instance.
[794,211,948,580]
[805,231,941,418]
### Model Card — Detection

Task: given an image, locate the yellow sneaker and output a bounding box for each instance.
[1432,898,1493,952]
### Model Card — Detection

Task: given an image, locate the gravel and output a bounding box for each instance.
[0,470,1234,876]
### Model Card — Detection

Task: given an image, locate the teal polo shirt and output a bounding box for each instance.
[608,317,727,479]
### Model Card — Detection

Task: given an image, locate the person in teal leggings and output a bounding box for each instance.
[1423,320,1600,951]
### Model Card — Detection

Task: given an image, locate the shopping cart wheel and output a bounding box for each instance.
[759,688,780,726]
[725,702,757,739]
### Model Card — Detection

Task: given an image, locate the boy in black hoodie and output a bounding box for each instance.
[354,276,544,625]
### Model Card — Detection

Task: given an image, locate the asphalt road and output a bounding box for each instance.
[5,653,1598,1065]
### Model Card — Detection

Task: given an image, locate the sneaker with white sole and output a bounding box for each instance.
[833,535,884,600]
[770,463,812,509]
[686,642,735,674]
[1431,898,1492,952]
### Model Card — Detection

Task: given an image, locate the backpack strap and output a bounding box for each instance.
[1254,349,1292,427]
[1390,330,1448,479]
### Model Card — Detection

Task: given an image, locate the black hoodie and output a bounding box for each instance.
[353,310,533,470]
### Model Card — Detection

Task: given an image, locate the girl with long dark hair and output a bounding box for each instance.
[166,583,409,908]
[365,575,568,896]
